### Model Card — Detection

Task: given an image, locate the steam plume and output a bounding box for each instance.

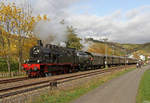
[33,20,68,45]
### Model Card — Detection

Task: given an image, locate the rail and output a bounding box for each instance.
[0,77,28,84]
[0,65,134,98]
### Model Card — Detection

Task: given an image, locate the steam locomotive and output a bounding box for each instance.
[22,40,137,77]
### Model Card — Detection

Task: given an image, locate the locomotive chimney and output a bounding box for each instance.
[37,40,43,47]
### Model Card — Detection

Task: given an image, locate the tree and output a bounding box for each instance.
[66,26,83,50]
[0,2,39,73]
[0,2,15,75]
[13,2,35,72]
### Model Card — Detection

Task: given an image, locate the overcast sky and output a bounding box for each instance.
[11,0,150,44]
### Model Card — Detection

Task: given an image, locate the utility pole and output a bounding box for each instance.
[103,38,108,68]
[112,45,114,56]
[123,48,127,66]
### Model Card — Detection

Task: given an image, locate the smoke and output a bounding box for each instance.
[33,20,68,45]
[8,0,94,49]
[32,0,80,46]
[81,39,93,51]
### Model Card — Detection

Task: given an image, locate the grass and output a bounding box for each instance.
[136,69,150,103]
[30,67,135,103]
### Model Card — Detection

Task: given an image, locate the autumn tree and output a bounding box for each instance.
[66,26,83,50]
[13,2,35,72]
[0,2,15,74]
[0,1,40,73]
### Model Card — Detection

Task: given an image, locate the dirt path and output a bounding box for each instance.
[71,65,150,103]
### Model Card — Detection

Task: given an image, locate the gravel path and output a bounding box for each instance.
[71,65,150,103]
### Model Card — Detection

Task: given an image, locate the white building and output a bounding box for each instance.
[140,55,145,61]
[128,55,134,58]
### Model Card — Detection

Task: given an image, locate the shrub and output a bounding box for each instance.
[0,58,19,72]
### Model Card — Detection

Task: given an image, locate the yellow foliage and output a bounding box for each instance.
[88,43,112,55]
[37,15,42,21]
[43,14,47,20]
[88,42,125,56]
[0,1,50,61]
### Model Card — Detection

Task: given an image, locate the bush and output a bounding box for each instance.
[0,58,19,72]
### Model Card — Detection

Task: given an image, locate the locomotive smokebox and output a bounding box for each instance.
[37,40,43,47]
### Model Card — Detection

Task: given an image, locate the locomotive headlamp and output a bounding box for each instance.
[37,49,40,52]
[37,60,40,63]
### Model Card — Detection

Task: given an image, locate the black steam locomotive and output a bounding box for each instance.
[22,40,137,77]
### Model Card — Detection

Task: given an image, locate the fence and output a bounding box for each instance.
[0,71,26,78]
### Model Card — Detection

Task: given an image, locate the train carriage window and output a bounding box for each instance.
[77,52,88,57]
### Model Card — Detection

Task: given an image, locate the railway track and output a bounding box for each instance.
[0,77,28,84]
[0,65,134,99]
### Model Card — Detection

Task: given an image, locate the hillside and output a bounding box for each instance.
[137,43,150,53]
[87,39,150,59]
[121,43,150,55]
